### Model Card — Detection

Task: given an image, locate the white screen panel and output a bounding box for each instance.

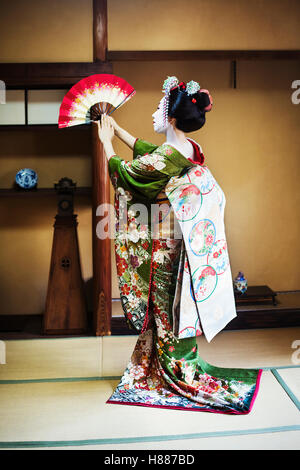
[0,90,25,125]
[27,89,68,125]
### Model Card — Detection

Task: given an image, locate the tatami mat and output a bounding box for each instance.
[1,328,299,449]
[272,367,300,407]
[194,327,300,369]
[0,337,102,381]
[3,430,298,450]
[0,370,299,446]
[1,327,298,381]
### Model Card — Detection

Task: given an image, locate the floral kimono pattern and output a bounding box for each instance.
[107,138,262,413]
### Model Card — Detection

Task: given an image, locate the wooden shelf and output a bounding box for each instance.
[0,124,91,131]
[111,291,300,335]
[108,50,300,62]
[0,187,92,197]
[0,62,113,88]
[0,291,299,338]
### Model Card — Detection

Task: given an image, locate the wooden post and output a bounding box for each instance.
[91,0,112,335]
[91,122,112,335]
[93,0,108,62]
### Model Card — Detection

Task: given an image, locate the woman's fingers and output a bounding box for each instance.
[102,114,109,127]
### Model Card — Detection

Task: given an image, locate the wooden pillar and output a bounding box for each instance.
[92,0,112,335]
[92,123,112,335]
[93,0,108,62]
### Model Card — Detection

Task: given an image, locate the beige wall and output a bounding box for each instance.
[1,0,300,62]
[0,0,93,62]
[0,1,299,315]
[108,0,300,51]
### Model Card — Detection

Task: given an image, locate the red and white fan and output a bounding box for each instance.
[58,74,136,128]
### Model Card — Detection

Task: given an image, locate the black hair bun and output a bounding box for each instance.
[168,86,213,133]
[195,89,213,112]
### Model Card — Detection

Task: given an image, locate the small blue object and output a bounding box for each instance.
[233,271,248,294]
[15,168,38,189]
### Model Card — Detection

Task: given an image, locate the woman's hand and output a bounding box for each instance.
[105,115,120,133]
[97,114,115,144]
[96,113,137,150]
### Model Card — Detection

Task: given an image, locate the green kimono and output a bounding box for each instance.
[108,138,196,334]
[107,138,262,414]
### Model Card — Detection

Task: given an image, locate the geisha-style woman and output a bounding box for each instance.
[97,76,262,414]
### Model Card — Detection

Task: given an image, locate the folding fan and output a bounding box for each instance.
[58,74,136,128]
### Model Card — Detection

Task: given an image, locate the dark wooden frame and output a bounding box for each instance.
[0,0,299,336]
[1,50,299,89]
[0,62,113,87]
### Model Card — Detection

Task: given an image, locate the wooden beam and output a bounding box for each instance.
[107,50,300,61]
[0,187,92,197]
[91,122,111,336]
[0,62,113,87]
[1,49,298,86]
[93,0,108,62]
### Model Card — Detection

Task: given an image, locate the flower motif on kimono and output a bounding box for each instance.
[182,364,196,385]
[121,284,130,295]
[155,317,168,340]
[165,176,182,193]
[111,170,119,190]
[126,293,141,309]
[162,145,173,156]
[194,168,205,177]
[153,249,171,264]
[116,185,133,201]
[166,239,182,250]
[116,255,128,276]
[130,254,140,268]
[169,357,177,369]
[130,365,145,380]
[127,222,149,244]
[138,152,167,171]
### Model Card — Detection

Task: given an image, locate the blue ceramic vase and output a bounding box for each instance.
[233,271,248,294]
[15,168,38,189]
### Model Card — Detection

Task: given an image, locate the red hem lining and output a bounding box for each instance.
[247,368,263,413]
[106,398,255,415]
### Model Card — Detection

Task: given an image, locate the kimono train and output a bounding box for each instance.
[106,137,262,414]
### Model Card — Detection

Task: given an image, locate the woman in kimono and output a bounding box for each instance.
[97,76,262,414]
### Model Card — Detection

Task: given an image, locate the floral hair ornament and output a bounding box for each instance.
[186,80,214,111]
[186,80,201,104]
[161,76,179,127]
[186,80,201,96]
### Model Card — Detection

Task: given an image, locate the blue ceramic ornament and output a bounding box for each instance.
[233,271,248,294]
[15,168,38,189]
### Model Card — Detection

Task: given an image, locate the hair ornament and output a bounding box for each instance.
[162,76,179,95]
[186,80,201,96]
[162,76,179,126]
